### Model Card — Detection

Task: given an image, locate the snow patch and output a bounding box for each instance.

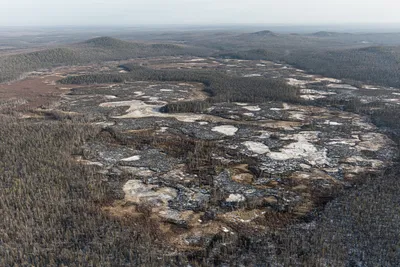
[190,58,206,62]
[226,194,245,203]
[123,180,177,205]
[324,120,343,126]
[103,95,118,99]
[243,105,261,111]
[327,84,358,90]
[95,121,115,127]
[286,78,309,87]
[300,95,327,100]
[314,77,342,83]
[300,89,336,95]
[242,141,270,154]
[121,155,141,161]
[268,131,329,166]
[363,85,380,90]
[383,99,400,103]
[134,91,145,96]
[243,74,262,77]
[282,103,292,110]
[212,125,238,136]
[158,127,168,133]
[149,97,160,102]
[289,112,307,121]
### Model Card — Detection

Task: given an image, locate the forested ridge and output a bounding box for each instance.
[0,37,211,83]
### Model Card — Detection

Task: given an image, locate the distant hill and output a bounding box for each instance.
[249,30,279,37]
[0,37,212,83]
[72,37,196,62]
[199,30,350,54]
[83,37,132,48]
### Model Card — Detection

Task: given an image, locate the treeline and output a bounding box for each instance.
[0,37,211,83]
[60,64,299,104]
[160,100,211,113]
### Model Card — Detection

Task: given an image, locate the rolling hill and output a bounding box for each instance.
[0,37,212,83]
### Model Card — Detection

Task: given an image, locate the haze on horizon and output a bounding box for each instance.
[0,0,398,27]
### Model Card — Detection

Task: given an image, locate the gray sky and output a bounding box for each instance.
[0,0,398,26]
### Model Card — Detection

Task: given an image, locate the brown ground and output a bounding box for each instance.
[0,75,74,110]
[0,64,108,111]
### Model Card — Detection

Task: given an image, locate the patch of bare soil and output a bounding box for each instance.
[0,75,65,110]
[0,63,122,112]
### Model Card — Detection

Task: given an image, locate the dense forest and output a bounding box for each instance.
[286,46,400,88]
[0,37,211,83]
[0,118,179,266]
[219,46,400,88]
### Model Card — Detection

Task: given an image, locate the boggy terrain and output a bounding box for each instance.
[10,56,395,254]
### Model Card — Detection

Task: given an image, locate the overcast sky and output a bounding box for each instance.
[0,0,398,26]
